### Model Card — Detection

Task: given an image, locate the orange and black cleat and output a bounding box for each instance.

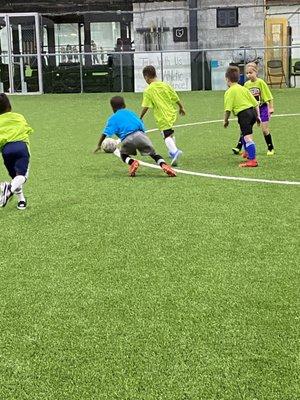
[129,160,139,177]
[239,159,258,168]
[161,163,176,177]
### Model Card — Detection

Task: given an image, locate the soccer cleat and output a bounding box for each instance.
[170,149,182,166]
[129,160,139,177]
[161,163,176,177]
[0,182,13,207]
[232,147,242,155]
[17,201,27,210]
[267,149,275,156]
[239,159,258,168]
[241,151,249,159]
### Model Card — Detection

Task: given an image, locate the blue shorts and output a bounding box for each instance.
[2,141,30,178]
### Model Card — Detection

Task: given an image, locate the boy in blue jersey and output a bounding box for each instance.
[94,96,176,177]
[0,93,33,209]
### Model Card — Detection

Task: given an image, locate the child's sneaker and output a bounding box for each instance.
[161,163,176,177]
[0,182,13,207]
[239,160,258,168]
[17,201,27,210]
[232,147,242,155]
[170,149,182,166]
[267,149,275,156]
[129,160,139,177]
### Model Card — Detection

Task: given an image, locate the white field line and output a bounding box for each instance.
[146,113,300,133]
[113,113,300,186]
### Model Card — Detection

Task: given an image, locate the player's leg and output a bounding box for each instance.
[232,134,243,155]
[261,122,275,155]
[1,142,30,208]
[260,104,274,155]
[239,134,258,167]
[135,132,176,177]
[120,136,139,177]
[238,110,258,167]
[162,129,182,166]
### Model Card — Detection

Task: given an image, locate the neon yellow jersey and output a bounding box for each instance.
[244,78,273,105]
[142,81,180,131]
[0,112,33,151]
[224,83,258,116]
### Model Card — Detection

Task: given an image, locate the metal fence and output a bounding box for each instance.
[0,45,299,94]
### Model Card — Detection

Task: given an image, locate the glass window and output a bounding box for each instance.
[217,8,239,28]
[55,23,80,65]
[0,23,8,64]
[90,22,121,64]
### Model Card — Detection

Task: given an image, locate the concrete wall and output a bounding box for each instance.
[132,1,265,55]
[198,0,265,61]
[132,1,189,51]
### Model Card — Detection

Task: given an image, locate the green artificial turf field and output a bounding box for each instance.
[0,89,299,400]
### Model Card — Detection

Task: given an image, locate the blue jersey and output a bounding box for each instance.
[103,109,145,141]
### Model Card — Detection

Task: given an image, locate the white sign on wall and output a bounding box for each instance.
[134,52,191,92]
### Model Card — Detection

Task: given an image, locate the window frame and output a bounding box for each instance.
[216,7,239,29]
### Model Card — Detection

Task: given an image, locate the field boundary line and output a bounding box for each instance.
[113,113,300,186]
[146,113,300,133]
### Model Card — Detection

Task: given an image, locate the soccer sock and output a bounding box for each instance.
[241,137,246,150]
[121,154,134,165]
[264,133,274,150]
[150,154,165,166]
[236,135,243,150]
[11,175,26,193]
[245,140,256,160]
[14,186,26,202]
[164,136,178,154]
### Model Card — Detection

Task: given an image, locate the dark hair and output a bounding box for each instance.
[143,65,157,79]
[0,93,11,114]
[225,66,240,83]
[110,96,126,112]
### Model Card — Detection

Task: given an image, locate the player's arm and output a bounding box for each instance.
[254,105,261,126]
[94,116,116,153]
[140,107,149,120]
[94,133,106,153]
[176,100,186,116]
[268,99,274,114]
[224,111,230,128]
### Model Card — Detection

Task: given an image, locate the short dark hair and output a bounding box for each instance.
[0,93,11,114]
[110,96,126,112]
[225,66,240,83]
[143,65,157,79]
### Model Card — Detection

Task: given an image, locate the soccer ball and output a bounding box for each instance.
[101,138,117,153]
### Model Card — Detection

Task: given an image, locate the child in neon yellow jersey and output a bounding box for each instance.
[0,93,33,209]
[232,62,275,156]
[140,65,186,166]
[224,66,260,168]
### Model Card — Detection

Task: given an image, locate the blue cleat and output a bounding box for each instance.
[170,149,182,166]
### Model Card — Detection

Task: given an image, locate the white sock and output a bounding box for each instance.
[14,186,26,202]
[11,175,26,193]
[164,136,178,154]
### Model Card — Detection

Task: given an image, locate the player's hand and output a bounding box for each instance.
[93,146,101,154]
[256,117,261,126]
[224,120,229,128]
[179,108,186,116]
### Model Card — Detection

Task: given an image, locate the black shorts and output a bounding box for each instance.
[162,129,174,139]
[237,108,256,136]
[2,141,30,178]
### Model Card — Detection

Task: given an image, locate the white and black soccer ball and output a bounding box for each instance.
[101,138,117,153]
